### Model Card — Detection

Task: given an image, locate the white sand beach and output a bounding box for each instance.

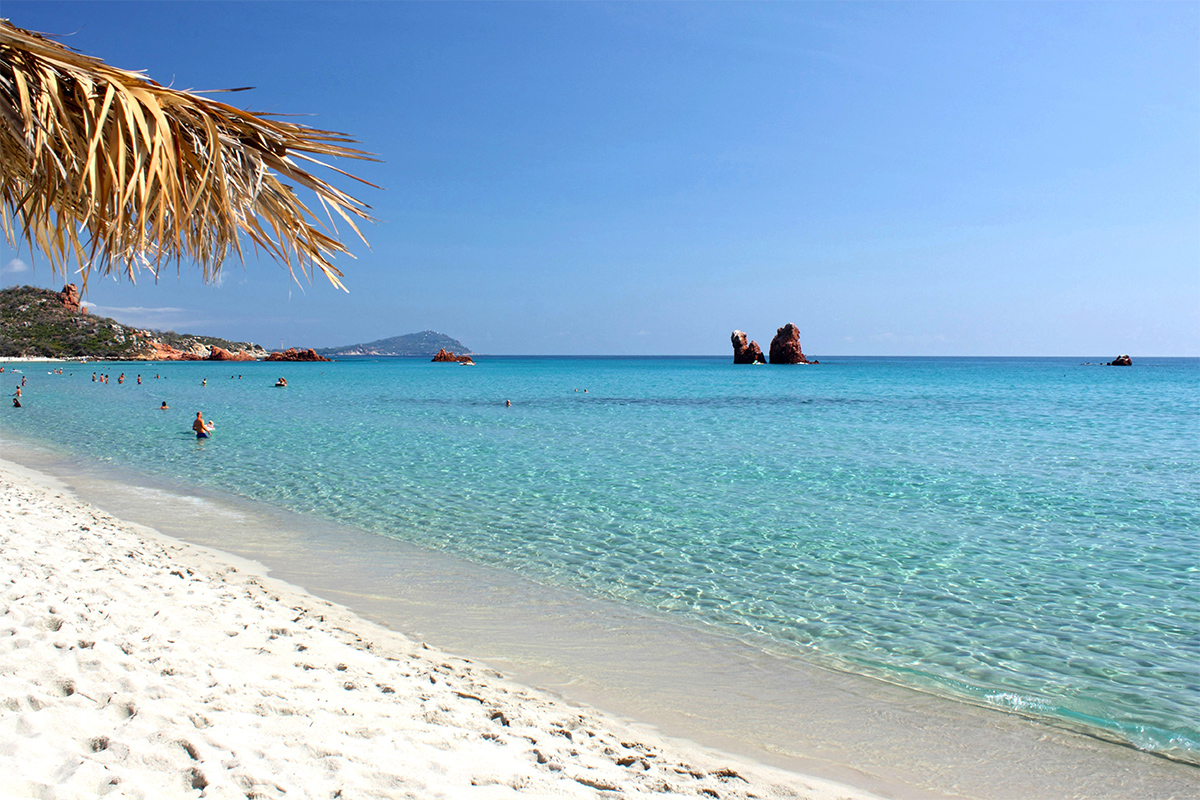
[0,457,878,800]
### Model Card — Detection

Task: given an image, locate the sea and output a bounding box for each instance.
[2,355,1197,778]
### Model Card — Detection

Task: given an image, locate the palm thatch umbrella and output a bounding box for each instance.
[0,19,376,290]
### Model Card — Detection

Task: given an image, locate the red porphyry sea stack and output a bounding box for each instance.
[768,323,810,364]
[731,330,766,364]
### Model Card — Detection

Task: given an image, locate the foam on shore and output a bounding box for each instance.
[0,457,877,799]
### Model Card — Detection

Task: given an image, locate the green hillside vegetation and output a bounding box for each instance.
[0,286,262,359]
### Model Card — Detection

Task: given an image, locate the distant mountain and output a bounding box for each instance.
[315,330,474,358]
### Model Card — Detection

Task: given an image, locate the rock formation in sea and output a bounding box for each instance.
[431,348,474,364]
[731,331,766,364]
[768,323,812,364]
[267,348,330,362]
[1108,354,1132,366]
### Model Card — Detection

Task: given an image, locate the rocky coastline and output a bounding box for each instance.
[0,284,327,362]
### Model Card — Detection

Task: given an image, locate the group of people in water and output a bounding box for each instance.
[89,372,146,385]
[7,365,292,439]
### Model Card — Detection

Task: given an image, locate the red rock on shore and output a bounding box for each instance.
[208,346,257,362]
[266,348,329,362]
[142,341,204,360]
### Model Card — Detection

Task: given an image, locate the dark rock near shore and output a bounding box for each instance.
[1108,354,1132,366]
[731,330,766,364]
[431,348,474,364]
[768,323,811,364]
[267,348,329,362]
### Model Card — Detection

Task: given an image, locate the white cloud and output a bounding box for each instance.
[2,258,29,275]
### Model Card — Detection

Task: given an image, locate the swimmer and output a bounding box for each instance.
[11,397,19,408]
[275,377,287,387]
[202,378,207,386]
[159,401,169,410]
[505,399,512,407]
[137,375,142,385]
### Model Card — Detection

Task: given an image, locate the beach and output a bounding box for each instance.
[1,356,1198,799]
[0,456,877,799]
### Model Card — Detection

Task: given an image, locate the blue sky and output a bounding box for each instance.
[2,1,1197,355]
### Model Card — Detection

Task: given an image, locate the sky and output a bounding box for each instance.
[2,1,1197,356]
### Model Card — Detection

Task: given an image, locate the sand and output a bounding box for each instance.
[0,457,878,800]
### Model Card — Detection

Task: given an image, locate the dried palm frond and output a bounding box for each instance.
[0,19,377,290]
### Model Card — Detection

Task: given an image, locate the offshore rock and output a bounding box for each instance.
[267,348,329,362]
[768,323,810,364]
[59,284,83,313]
[731,330,766,364]
[1108,354,1132,366]
[431,348,474,364]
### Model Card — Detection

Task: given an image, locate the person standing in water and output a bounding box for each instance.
[193,411,214,439]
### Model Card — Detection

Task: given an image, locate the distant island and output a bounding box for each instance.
[316,331,474,358]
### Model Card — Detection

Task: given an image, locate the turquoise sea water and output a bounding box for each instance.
[2,356,1198,763]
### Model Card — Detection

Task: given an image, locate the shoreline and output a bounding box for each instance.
[0,455,879,799]
[2,433,1197,799]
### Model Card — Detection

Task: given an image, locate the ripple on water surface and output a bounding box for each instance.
[4,356,1198,762]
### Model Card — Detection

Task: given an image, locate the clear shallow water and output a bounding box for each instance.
[3,356,1198,762]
